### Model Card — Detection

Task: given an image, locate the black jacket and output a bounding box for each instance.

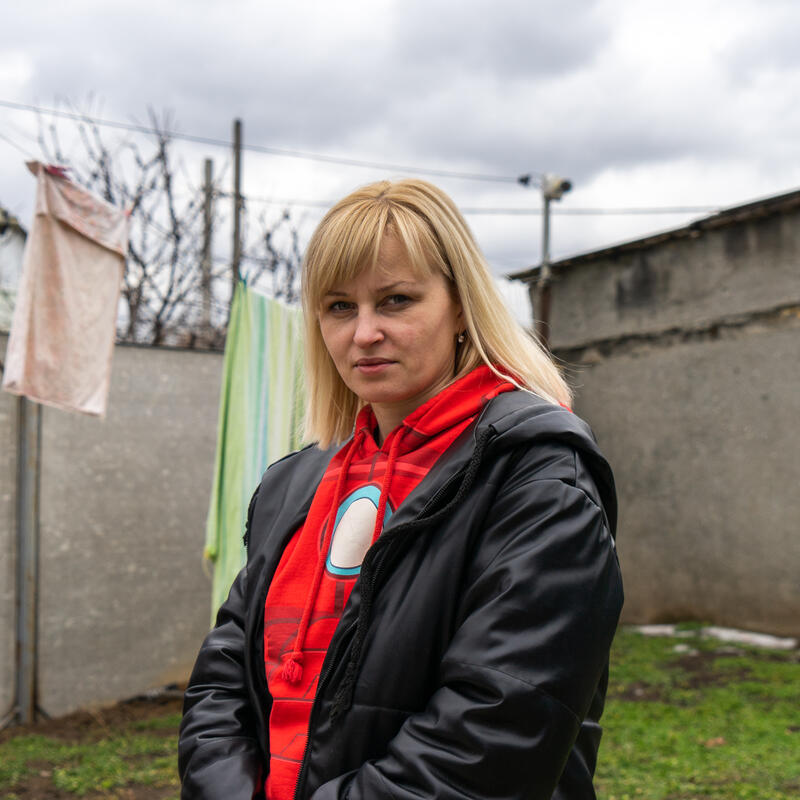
[179,391,623,799]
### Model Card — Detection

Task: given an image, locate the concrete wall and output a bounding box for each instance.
[1,335,223,716]
[544,209,800,637]
[550,210,800,350]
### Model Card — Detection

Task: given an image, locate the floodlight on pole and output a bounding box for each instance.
[541,174,572,201]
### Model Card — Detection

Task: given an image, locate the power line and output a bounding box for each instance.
[232,192,720,217]
[462,205,720,216]
[0,99,534,184]
[2,101,723,220]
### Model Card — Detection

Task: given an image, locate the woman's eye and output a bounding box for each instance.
[327,301,352,313]
[383,294,411,307]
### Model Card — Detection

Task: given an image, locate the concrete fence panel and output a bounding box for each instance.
[1,335,223,717]
[569,324,800,637]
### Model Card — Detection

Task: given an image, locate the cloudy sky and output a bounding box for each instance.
[2,0,800,280]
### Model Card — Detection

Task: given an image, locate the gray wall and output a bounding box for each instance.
[1,335,222,716]
[544,209,800,637]
[550,210,799,350]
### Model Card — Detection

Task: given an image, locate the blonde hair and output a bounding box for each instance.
[302,178,572,447]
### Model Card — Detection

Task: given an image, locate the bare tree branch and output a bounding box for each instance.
[33,99,303,346]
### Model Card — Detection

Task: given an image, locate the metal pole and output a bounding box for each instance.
[542,194,551,268]
[535,195,552,349]
[16,395,41,725]
[201,158,213,335]
[231,118,243,318]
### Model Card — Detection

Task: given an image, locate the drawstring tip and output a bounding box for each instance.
[282,652,304,684]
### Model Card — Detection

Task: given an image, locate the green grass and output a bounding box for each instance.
[596,627,800,800]
[0,629,797,798]
[0,725,179,799]
[129,711,183,733]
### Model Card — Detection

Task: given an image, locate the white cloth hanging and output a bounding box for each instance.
[2,162,129,416]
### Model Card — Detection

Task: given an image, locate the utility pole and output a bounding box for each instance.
[534,174,572,349]
[231,118,243,323]
[15,397,40,725]
[201,158,213,336]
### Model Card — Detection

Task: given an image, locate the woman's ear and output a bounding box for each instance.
[453,295,464,331]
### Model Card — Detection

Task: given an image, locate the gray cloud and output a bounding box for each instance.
[3,0,800,264]
[390,0,609,78]
[15,0,612,157]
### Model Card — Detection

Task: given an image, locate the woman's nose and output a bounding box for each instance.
[352,309,384,347]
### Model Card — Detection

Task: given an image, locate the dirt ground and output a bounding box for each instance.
[0,692,183,746]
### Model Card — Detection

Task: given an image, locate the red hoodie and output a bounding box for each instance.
[263,365,514,799]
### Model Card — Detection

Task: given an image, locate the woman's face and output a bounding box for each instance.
[318,234,463,437]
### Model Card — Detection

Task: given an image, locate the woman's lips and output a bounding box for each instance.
[355,358,394,374]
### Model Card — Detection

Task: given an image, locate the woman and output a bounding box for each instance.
[179,179,623,800]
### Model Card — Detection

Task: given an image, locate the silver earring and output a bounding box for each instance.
[457,331,466,344]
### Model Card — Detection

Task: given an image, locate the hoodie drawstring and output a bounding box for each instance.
[370,428,402,545]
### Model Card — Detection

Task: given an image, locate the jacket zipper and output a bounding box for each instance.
[290,466,469,799]
[252,575,272,754]
[292,618,357,800]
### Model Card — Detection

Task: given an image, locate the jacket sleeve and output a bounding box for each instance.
[178,565,264,800]
[311,449,624,800]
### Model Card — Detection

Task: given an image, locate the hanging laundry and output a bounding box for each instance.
[204,281,305,621]
[2,162,129,416]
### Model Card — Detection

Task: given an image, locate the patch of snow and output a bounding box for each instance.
[700,626,798,650]
[632,624,677,636]
[629,624,798,650]
[632,624,694,638]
